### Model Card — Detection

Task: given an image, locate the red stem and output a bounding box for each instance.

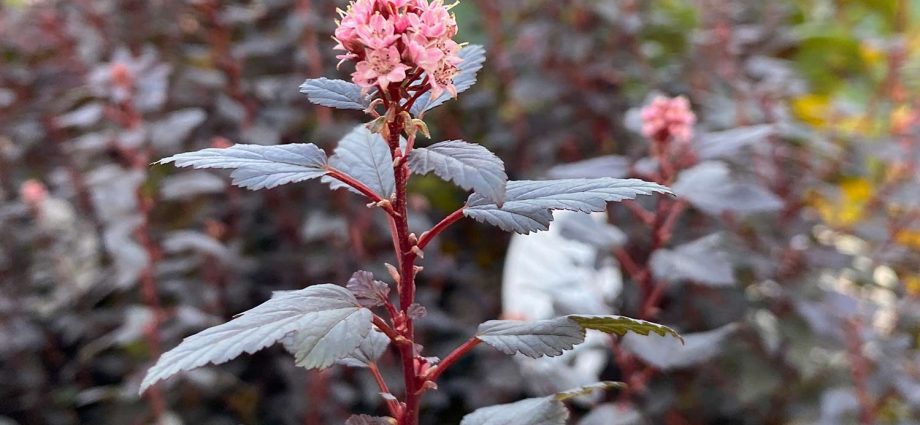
[403,81,430,112]
[113,85,166,420]
[613,248,647,284]
[651,138,675,184]
[136,193,166,419]
[426,338,481,383]
[325,167,385,204]
[360,69,462,425]
[614,139,689,394]
[623,200,655,226]
[417,208,465,250]
[846,320,877,424]
[369,363,402,418]
[373,315,402,342]
[640,283,666,320]
[327,167,403,219]
[656,200,687,243]
[378,83,424,425]
[305,371,328,425]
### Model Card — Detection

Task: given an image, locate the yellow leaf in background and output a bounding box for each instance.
[907,29,920,54]
[792,96,875,136]
[904,275,920,296]
[891,105,915,134]
[842,178,873,201]
[792,94,831,127]
[1,0,28,8]
[895,229,920,250]
[810,178,874,227]
[859,42,885,68]
[837,116,874,136]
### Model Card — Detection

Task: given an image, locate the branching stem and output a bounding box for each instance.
[373,315,402,342]
[369,362,402,418]
[379,82,424,425]
[426,337,481,383]
[326,167,402,218]
[417,208,465,250]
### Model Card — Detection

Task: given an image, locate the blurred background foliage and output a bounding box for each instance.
[0,0,919,424]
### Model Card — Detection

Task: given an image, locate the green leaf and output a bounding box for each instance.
[568,315,683,343]
[554,381,625,401]
[475,315,681,359]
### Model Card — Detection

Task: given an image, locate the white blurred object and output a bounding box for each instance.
[503,211,622,320]
[502,210,622,395]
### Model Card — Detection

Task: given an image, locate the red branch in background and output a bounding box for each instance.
[846,320,878,425]
[611,95,696,400]
[107,62,167,421]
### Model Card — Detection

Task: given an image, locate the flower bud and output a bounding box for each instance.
[639,95,696,143]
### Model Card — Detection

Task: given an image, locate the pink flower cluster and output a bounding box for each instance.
[334,0,462,99]
[640,96,696,143]
[19,179,48,209]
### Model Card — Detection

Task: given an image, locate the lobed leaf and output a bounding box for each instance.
[477,317,585,358]
[407,303,427,319]
[299,78,371,110]
[410,45,486,115]
[346,270,390,307]
[323,126,396,198]
[140,284,371,393]
[409,140,507,205]
[157,143,328,190]
[334,329,390,368]
[463,178,670,234]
